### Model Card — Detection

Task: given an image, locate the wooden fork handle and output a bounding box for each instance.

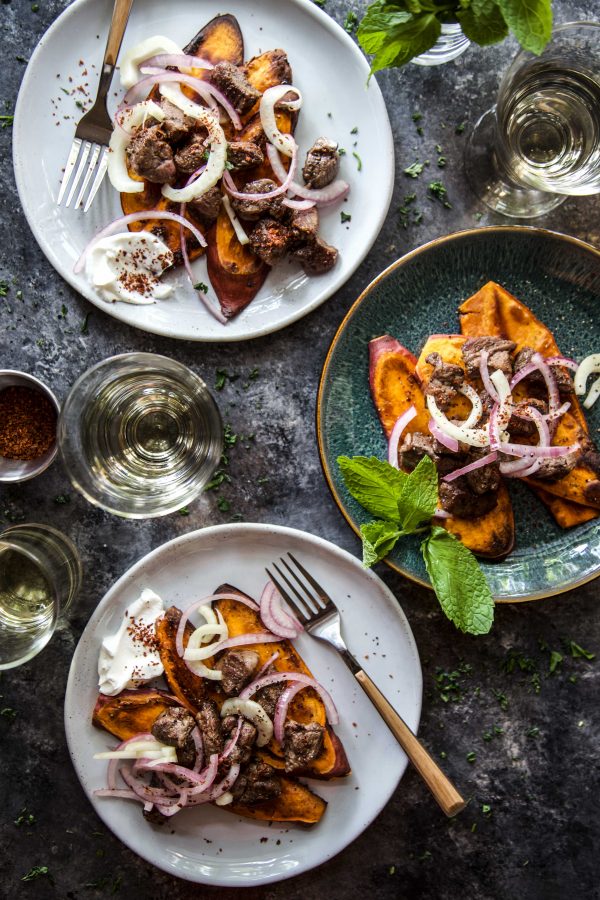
[103,0,134,73]
[354,669,466,817]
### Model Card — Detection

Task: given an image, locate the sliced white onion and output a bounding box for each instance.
[222,195,250,245]
[181,631,281,662]
[94,741,176,761]
[282,198,316,210]
[74,211,206,275]
[260,84,302,157]
[184,619,227,679]
[239,671,339,725]
[583,375,600,409]
[144,52,214,72]
[575,354,600,396]
[188,622,229,646]
[107,100,165,193]
[220,698,273,747]
[159,85,227,203]
[442,451,498,483]
[489,369,511,405]
[123,71,215,113]
[119,36,182,89]
[427,395,489,448]
[526,405,551,447]
[429,419,459,452]
[458,383,484,429]
[388,405,417,467]
[215,791,234,806]
[175,593,260,659]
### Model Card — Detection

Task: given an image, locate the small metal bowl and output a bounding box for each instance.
[0,370,60,483]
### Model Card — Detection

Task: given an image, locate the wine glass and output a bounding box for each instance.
[465,22,600,218]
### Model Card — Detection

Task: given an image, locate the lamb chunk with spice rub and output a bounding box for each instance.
[126,125,176,184]
[214,649,259,696]
[222,715,257,765]
[254,680,285,718]
[151,706,197,768]
[462,336,516,379]
[230,179,285,221]
[438,479,498,518]
[174,136,208,175]
[283,721,325,773]
[248,218,294,267]
[227,141,264,171]
[513,346,574,395]
[288,206,319,246]
[231,759,282,804]
[293,236,338,275]
[195,700,224,757]
[188,186,222,225]
[209,61,261,115]
[424,352,464,410]
[302,137,340,189]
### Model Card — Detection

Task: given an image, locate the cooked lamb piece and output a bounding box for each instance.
[283,721,325,773]
[293,236,338,275]
[399,432,438,470]
[249,218,294,267]
[463,450,501,495]
[302,137,340,189]
[174,137,208,174]
[188,186,222,225]
[254,681,285,718]
[231,759,282,804]
[227,140,264,170]
[580,446,600,503]
[425,352,464,410]
[210,61,261,115]
[195,700,224,757]
[439,480,498,517]
[534,451,580,481]
[159,99,197,142]
[509,398,548,437]
[462,336,516,379]
[288,206,319,246]
[151,706,197,768]
[513,346,574,394]
[230,179,285,221]
[126,125,177,184]
[222,715,258,765]
[214,649,259,696]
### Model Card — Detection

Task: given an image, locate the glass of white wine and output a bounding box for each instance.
[465,22,600,217]
[58,353,223,518]
[0,524,82,670]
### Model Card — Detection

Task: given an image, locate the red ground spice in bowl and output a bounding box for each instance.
[0,385,57,460]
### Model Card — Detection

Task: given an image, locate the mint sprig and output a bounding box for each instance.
[337,454,494,635]
[357,0,553,72]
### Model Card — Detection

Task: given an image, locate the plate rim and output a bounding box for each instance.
[12,0,395,343]
[64,521,423,886]
[316,224,600,604]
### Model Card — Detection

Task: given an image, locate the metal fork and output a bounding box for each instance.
[266,553,466,818]
[57,0,134,212]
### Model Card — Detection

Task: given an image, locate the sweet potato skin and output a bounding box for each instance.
[92,688,180,740]
[155,607,208,711]
[459,281,600,519]
[369,336,430,438]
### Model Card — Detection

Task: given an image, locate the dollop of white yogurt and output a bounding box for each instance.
[86,232,174,305]
[98,588,164,696]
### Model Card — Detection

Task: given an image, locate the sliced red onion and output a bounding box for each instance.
[532,352,559,415]
[239,672,338,724]
[224,143,298,201]
[144,53,214,71]
[178,214,227,324]
[429,419,459,452]
[478,349,499,402]
[175,593,260,660]
[184,761,241,806]
[442,451,498,483]
[266,143,350,206]
[500,456,535,475]
[140,758,217,787]
[74,211,206,276]
[388,405,417,468]
[282,198,316,210]
[145,72,242,130]
[510,360,538,389]
[434,508,451,518]
[545,355,579,371]
[498,440,579,459]
[120,767,182,808]
[191,726,204,773]
[178,754,219,798]
[545,400,571,421]
[183,631,282,664]
[259,581,302,639]
[517,457,543,478]
[526,405,551,446]
[255,650,280,679]
[123,71,217,114]
[220,718,243,762]
[104,733,155,789]
[273,681,307,743]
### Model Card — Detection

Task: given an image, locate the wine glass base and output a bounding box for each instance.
[464,109,566,218]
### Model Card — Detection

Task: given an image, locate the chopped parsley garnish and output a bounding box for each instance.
[215,368,239,391]
[340,211,352,224]
[31,3,40,11]
[350,125,359,135]
[0,115,13,129]
[344,11,358,33]
[548,650,563,674]
[1,707,17,719]
[54,494,70,505]
[14,808,35,827]
[455,121,466,134]
[352,151,362,172]
[569,641,595,660]
[194,282,208,294]
[223,424,237,448]
[22,866,49,882]
[466,751,476,763]
[404,161,425,178]
[338,147,346,156]
[428,180,451,208]
[0,281,9,297]
[75,100,85,110]
[411,112,422,123]
[81,311,91,334]
[493,689,508,710]
[248,367,260,381]
[217,497,230,512]
[482,804,491,815]
[312,0,326,6]
[205,469,231,491]
[526,726,540,738]
[437,156,446,168]
[178,507,190,516]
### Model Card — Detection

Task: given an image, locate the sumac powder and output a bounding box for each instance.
[0,385,57,460]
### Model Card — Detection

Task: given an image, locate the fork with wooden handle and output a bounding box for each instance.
[266,553,466,818]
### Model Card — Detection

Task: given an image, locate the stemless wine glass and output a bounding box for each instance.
[465,21,600,217]
[0,524,82,670]
[58,353,223,518]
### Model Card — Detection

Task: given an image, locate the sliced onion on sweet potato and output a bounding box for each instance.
[92,688,181,740]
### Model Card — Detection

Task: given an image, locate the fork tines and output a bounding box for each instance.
[266,553,333,622]
[57,138,109,212]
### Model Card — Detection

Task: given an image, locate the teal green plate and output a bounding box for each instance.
[317,227,600,601]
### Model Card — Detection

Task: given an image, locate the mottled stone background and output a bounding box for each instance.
[0,1,599,898]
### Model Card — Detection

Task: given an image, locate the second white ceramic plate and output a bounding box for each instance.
[14,0,394,341]
[64,523,422,886]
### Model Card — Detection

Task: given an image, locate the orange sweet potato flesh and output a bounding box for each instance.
[459,281,600,520]
[92,688,181,740]
[369,335,515,559]
[212,585,350,779]
[229,775,327,825]
[155,606,209,711]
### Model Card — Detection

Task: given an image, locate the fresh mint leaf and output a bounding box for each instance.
[397,455,438,532]
[458,0,508,45]
[337,455,407,522]
[421,526,494,635]
[569,641,595,660]
[358,4,440,72]
[361,520,403,567]
[496,0,552,54]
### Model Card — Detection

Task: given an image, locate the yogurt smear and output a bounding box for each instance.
[86,232,174,305]
[98,588,164,695]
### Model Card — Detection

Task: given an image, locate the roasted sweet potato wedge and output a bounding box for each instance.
[155,606,209,711]
[459,281,600,518]
[370,334,515,558]
[212,585,350,779]
[535,488,599,527]
[205,213,269,319]
[229,774,327,824]
[92,688,181,740]
[186,14,244,67]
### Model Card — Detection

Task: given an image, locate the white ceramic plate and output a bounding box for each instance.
[64,523,422,886]
[14,0,394,342]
